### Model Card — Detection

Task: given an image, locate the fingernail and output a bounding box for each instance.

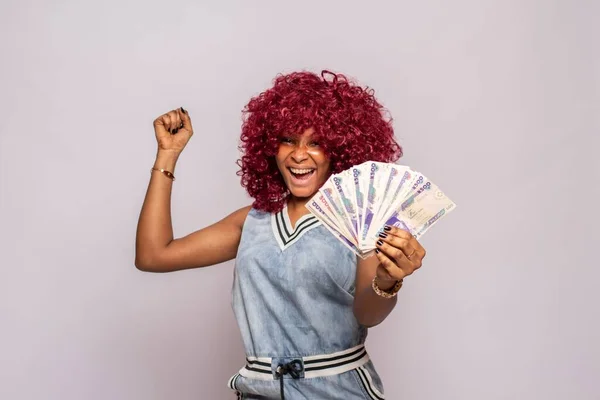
[180,107,186,114]
[376,240,383,246]
[173,128,179,134]
[384,226,391,231]
[378,232,388,239]
[375,249,380,254]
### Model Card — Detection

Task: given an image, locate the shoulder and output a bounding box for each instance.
[227,205,280,228]
[224,205,253,230]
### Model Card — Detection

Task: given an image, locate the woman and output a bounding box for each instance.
[135,70,426,399]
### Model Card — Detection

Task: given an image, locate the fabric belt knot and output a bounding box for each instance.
[275,359,303,399]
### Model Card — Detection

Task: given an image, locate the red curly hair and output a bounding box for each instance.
[237,70,402,213]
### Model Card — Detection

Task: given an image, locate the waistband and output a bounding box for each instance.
[235,344,370,380]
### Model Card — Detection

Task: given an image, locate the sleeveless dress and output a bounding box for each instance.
[228,206,386,399]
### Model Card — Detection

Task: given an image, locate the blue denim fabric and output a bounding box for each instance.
[229,208,386,399]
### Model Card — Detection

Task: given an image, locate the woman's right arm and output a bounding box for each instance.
[134,107,250,273]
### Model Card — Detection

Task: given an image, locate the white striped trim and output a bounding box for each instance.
[271,205,321,251]
[238,355,273,380]
[246,355,272,363]
[237,344,370,380]
[303,343,364,362]
[238,365,272,380]
[356,366,385,399]
[305,352,369,379]
[244,358,272,374]
[227,373,240,391]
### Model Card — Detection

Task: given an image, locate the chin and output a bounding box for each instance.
[288,187,318,199]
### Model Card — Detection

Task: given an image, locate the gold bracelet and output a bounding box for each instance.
[151,167,176,181]
[371,277,403,298]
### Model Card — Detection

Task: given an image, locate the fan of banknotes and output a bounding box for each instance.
[306,161,456,258]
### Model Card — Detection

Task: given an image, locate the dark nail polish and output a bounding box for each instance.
[377,240,383,246]
[180,107,186,114]
[375,249,380,253]
[179,122,184,129]
[172,128,179,134]
[378,232,388,239]
[384,226,391,231]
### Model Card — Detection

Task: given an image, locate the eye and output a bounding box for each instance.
[280,137,294,144]
[308,141,320,147]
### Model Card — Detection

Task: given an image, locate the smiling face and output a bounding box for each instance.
[275,128,331,201]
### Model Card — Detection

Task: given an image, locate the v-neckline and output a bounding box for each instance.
[282,205,313,231]
[271,205,321,251]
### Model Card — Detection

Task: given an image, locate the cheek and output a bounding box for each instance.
[320,158,332,175]
[275,145,284,159]
[275,147,288,165]
[314,155,331,182]
[308,149,330,167]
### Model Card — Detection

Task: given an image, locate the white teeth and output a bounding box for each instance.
[290,168,314,174]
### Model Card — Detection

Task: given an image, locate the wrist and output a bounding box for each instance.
[372,277,403,299]
[154,149,180,171]
[374,277,397,291]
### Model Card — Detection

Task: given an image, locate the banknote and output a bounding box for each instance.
[369,172,424,232]
[351,166,365,242]
[368,165,415,242]
[359,162,391,248]
[399,181,455,236]
[320,182,359,244]
[332,172,359,239]
[382,181,456,239]
[305,198,342,235]
[309,191,355,243]
[305,199,364,257]
[375,164,400,214]
[371,173,430,241]
[306,161,456,254]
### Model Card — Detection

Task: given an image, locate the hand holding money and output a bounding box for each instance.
[374,225,426,283]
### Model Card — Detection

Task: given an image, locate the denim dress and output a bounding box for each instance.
[228,207,386,399]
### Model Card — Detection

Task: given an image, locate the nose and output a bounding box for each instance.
[291,144,309,163]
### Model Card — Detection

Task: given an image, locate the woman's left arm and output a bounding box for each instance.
[353,226,427,327]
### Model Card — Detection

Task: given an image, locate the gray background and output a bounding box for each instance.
[1,0,598,399]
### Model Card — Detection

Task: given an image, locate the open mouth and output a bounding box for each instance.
[288,167,315,181]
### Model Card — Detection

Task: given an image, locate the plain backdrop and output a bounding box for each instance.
[1,0,598,399]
